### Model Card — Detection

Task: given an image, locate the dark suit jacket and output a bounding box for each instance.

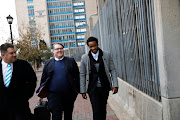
[36,57,80,97]
[0,59,37,111]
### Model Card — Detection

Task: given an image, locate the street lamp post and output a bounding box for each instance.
[6,15,13,44]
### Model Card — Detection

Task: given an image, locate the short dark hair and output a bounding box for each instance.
[86,37,98,46]
[53,43,64,49]
[0,43,14,53]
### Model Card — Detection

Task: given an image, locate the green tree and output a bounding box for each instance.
[40,48,53,63]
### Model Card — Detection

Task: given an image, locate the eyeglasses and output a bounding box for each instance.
[54,48,63,51]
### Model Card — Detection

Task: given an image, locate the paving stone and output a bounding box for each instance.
[29,66,119,120]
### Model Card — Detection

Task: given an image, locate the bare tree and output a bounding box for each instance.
[16,24,47,71]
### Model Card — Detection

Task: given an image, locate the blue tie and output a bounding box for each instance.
[5,64,12,87]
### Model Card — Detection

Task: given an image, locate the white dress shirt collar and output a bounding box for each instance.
[1,60,13,67]
[55,56,64,61]
[91,50,99,61]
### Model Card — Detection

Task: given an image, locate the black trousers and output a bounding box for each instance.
[0,101,32,120]
[0,108,24,120]
[47,90,77,120]
[88,87,109,120]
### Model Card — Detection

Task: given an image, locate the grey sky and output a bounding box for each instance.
[0,0,18,45]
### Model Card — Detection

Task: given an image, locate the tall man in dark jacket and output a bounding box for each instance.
[36,43,79,120]
[80,37,118,120]
[0,43,37,120]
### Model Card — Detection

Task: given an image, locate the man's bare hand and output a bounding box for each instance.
[38,97,43,102]
[82,93,87,99]
[112,87,118,94]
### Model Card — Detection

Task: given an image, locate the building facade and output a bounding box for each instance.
[15,0,87,48]
[85,0,98,30]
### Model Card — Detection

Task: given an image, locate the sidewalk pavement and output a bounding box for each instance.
[29,66,119,120]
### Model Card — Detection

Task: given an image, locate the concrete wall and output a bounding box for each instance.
[15,0,30,33]
[109,78,163,120]
[153,0,180,119]
[85,0,98,28]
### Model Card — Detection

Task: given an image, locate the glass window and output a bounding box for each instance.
[74,9,78,12]
[74,3,78,6]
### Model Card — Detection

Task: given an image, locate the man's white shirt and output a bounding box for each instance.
[91,50,99,61]
[2,60,13,85]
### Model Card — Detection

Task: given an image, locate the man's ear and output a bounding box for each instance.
[1,52,5,58]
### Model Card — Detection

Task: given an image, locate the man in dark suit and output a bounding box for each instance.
[0,43,37,120]
[80,37,118,120]
[36,43,79,120]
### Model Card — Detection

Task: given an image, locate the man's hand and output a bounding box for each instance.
[82,93,87,99]
[112,87,118,94]
[38,97,43,102]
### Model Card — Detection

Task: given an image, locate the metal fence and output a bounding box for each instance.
[64,46,85,62]
[91,0,161,101]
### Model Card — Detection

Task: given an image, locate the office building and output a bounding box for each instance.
[15,0,87,48]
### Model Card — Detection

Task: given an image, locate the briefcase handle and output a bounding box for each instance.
[35,101,48,108]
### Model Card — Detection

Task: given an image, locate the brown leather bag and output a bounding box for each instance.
[36,85,47,98]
